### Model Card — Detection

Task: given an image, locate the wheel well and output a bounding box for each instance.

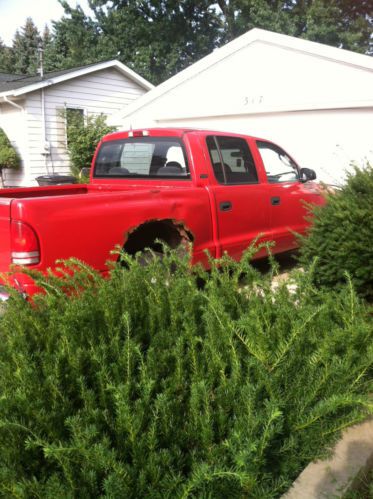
[123,219,193,255]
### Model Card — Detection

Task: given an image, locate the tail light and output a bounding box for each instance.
[11,220,40,265]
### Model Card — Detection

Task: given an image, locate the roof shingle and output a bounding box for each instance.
[0,61,117,94]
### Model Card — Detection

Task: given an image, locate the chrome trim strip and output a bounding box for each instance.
[11,251,39,258]
[12,257,39,265]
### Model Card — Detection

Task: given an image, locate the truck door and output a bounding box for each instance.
[205,135,269,261]
[254,140,321,253]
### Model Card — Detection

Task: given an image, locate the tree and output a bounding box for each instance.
[3,2,372,82]
[0,129,21,187]
[11,18,41,74]
[43,2,107,72]
[54,0,371,84]
[0,38,14,73]
[214,0,298,42]
[88,0,221,83]
[289,0,373,54]
[206,0,373,53]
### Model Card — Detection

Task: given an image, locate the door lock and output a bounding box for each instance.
[220,201,232,211]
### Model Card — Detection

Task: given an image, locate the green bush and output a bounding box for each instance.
[0,251,372,497]
[65,113,116,177]
[298,164,373,299]
[0,128,21,187]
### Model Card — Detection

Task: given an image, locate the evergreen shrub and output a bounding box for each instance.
[65,113,115,178]
[298,164,373,298]
[0,251,372,497]
[0,128,21,187]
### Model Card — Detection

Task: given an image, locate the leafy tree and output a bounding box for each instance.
[11,18,41,74]
[207,0,372,54]
[214,0,298,42]
[290,0,373,54]
[0,128,21,187]
[2,2,372,81]
[65,112,116,177]
[44,2,105,72]
[51,0,371,84]
[88,0,221,83]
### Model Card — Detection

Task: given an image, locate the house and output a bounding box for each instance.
[0,60,153,186]
[110,29,373,185]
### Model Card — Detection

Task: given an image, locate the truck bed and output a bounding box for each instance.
[0,184,89,199]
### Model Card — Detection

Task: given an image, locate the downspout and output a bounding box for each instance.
[40,87,50,174]
[38,47,51,174]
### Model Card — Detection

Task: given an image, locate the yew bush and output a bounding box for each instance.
[299,164,373,298]
[0,128,21,187]
[0,251,372,497]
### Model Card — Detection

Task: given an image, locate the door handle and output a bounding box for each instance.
[220,201,232,212]
[271,196,281,206]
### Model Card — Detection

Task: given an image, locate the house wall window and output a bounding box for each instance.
[65,107,85,146]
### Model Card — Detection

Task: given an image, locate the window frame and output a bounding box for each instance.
[93,136,191,180]
[206,135,259,185]
[256,140,300,184]
[64,106,86,148]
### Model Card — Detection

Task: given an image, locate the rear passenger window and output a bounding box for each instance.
[206,136,258,184]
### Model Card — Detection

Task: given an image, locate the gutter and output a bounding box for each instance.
[2,95,24,112]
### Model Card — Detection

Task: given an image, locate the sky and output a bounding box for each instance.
[0,0,93,46]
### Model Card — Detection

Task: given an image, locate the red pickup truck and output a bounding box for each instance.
[0,128,324,298]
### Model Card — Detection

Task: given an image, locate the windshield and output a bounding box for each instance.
[94,137,190,179]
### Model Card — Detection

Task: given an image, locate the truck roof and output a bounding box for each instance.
[102,127,267,143]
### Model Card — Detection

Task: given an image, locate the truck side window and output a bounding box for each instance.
[257,141,299,183]
[206,136,258,184]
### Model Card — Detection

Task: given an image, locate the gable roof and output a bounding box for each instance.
[0,73,25,83]
[113,28,373,122]
[0,60,154,97]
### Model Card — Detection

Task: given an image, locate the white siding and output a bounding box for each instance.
[14,67,148,185]
[119,42,373,124]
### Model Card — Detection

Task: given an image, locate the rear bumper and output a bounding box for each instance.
[0,273,40,301]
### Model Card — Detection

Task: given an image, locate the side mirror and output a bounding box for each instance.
[300,167,316,182]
